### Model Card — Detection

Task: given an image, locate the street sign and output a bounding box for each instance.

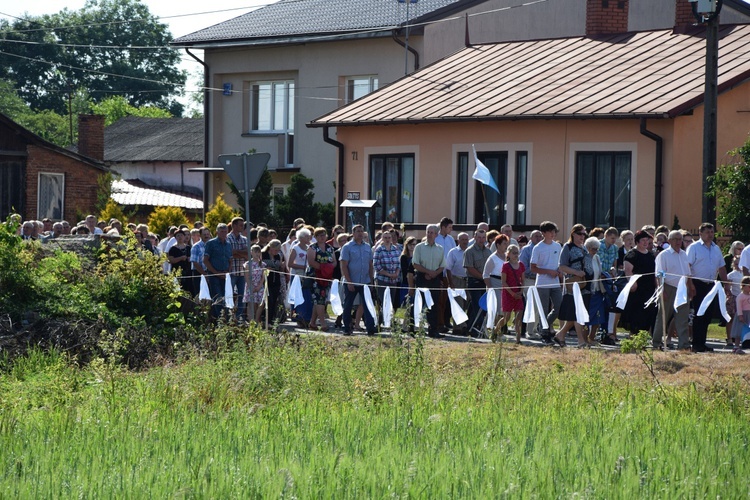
[346,191,361,200]
[218,153,271,198]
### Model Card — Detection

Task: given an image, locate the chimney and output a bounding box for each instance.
[586,0,629,37]
[675,0,697,32]
[77,114,105,161]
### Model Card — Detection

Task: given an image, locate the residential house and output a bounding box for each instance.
[103,116,204,197]
[172,0,750,222]
[309,19,750,235]
[0,113,110,223]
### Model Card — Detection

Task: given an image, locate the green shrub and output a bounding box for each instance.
[99,198,128,225]
[147,206,189,239]
[205,193,239,232]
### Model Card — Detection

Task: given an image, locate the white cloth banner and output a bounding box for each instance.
[287,275,305,306]
[697,280,732,322]
[523,286,549,330]
[363,284,377,322]
[413,288,435,328]
[615,274,641,310]
[199,274,211,300]
[644,284,663,309]
[674,276,689,310]
[572,282,589,324]
[447,288,469,325]
[329,279,344,316]
[382,287,393,327]
[224,273,234,309]
[486,288,498,330]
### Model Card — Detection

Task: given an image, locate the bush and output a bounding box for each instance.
[147,206,189,239]
[205,193,239,232]
[99,198,128,225]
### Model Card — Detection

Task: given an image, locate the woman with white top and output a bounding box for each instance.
[289,227,312,327]
[483,234,509,340]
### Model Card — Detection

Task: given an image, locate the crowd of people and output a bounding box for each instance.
[12,211,750,353]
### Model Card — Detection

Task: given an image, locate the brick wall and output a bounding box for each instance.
[586,0,629,36]
[675,1,697,30]
[25,145,103,222]
[77,114,105,161]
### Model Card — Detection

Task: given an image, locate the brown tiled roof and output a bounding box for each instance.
[111,179,203,210]
[310,24,750,126]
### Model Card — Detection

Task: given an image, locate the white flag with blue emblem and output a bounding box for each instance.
[472,145,501,194]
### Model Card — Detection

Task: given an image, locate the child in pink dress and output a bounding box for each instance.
[732,276,750,354]
[494,244,526,344]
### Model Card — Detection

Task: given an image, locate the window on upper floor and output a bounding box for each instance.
[575,151,631,230]
[250,81,295,132]
[346,76,378,103]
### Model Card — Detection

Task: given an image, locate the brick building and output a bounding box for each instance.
[0,113,110,222]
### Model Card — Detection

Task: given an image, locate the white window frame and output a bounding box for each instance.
[249,80,295,167]
[37,172,65,220]
[346,76,379,103]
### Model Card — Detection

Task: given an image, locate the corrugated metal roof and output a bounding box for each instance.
[310,24,750,126]
[104,116,203,163]
[172,0,463,45]
[111,179,203,210]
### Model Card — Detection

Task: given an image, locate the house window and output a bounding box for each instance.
[0,159,24,221]
[369,154,414,224]
[37,172,64,220]
[346,76,378,103]
[271,185,287,215]
[515,151,528,225]
[575,152,631,230]
[250,80,295,166]
[456,153,469,224]
[474,152,507,226]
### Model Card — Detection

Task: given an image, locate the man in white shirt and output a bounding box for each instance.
[434,217,456,333]
[530,221,563,343]
[686,222,728,352]
[653,230,693,350]
[446,232,470,334]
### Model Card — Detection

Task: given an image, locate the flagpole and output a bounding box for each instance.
[481,183,491,224]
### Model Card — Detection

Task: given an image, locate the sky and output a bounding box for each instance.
[0,0,273,112]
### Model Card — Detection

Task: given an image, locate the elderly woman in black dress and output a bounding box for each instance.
[622,230,657,337]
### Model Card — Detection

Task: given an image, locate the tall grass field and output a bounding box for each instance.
[1,331,748,497]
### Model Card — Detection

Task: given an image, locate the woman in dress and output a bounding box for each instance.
[483,234,509,340]
[261,239,287,325]
[400,236,418,332]
[306,227,337,331]
[584,237,607,346]
[167,229,193,295]
[289,227,312,327]
[622,230,657,337]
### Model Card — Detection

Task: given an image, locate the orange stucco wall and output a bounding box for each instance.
[334,83,750,236]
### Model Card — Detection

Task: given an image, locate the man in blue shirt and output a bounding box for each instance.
[203,223,232,320]
[340,224,376,335]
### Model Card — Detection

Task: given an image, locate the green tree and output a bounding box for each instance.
[227,170,279,227]
[91,96,171,126]
[99,198,128,225]
[275,174,319,226]
[15,110,71,146]
[709,137,750,242]
[0,0,185,115]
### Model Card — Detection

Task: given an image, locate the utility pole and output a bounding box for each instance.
[691,0,721,225]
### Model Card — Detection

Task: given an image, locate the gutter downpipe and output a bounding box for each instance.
[640,118,663,226]
[391,30,420,72]
[323,125,345,224]
[186,48,210,217]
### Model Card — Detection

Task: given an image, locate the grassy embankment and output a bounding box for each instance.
[1,329,748,497]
